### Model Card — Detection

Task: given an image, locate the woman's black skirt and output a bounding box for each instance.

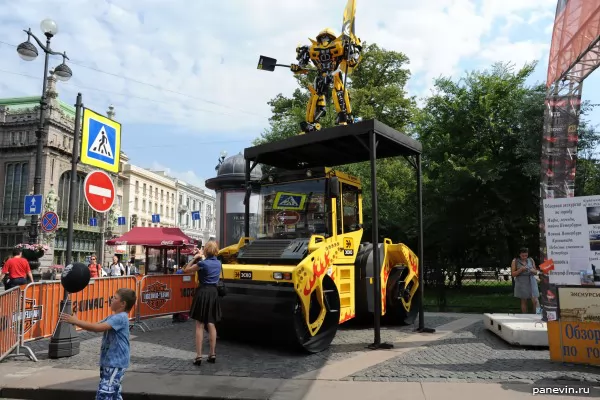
[189,285,222,324]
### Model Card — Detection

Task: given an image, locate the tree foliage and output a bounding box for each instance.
[416,62,546,273]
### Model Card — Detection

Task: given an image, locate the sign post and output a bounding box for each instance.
[49,93,83,360]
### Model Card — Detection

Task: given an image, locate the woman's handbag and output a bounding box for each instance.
[217,265,227,297]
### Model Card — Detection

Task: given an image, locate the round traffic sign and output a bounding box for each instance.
[41,211,59,233]
[276,210,300,225]
[84,170,115,213]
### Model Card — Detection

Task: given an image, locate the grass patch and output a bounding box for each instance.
[423,284,521,313]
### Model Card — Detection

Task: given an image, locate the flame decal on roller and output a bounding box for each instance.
[303,250,330,296]
[408,252,418,274]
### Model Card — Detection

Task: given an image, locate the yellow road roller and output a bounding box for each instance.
[216,119,424,353]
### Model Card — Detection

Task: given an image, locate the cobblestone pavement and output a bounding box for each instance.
[5,315,457,379]
[349,321,600,383]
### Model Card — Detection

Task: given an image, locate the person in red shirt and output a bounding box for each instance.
[0,249,33,289]
[88,254,102,278]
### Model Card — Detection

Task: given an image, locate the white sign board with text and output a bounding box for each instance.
[543,195,600,286]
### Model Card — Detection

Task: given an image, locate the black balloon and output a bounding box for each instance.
[61,262,91,293]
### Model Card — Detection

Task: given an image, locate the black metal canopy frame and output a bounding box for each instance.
[242,119,435,349]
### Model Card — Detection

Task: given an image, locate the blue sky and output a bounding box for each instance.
[0,0,598,191]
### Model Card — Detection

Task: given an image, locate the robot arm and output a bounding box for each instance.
[291,45,311,74]
[344,41,362,68]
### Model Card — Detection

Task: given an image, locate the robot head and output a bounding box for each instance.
[316,28,337,45]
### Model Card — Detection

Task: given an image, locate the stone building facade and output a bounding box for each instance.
[171,177,216,244]
[120,164,178,261]
[0,73,126,267]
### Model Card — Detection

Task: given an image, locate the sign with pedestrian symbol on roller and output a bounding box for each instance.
[80,108,121,173]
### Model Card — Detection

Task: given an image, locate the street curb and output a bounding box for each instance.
[0,387,251,400]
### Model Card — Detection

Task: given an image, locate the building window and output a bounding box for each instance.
[2,162,29,222]
[171,207,174,219]
[57,171,98,226]
[142,200,146,212]
[134,198,139,211]
[161,189,164,202]
[148,201,152,214]
[179,194,182,204]
[143,183,146,196]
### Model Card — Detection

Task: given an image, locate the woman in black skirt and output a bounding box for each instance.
[183,240,222,365]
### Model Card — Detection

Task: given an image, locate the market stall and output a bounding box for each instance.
[105,227,199,275]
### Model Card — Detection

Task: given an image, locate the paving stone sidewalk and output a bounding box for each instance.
[349,321,600,383]
[6,314,457,379]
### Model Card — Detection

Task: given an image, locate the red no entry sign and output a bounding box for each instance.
[84,170,115,213]
[276,211,300,225]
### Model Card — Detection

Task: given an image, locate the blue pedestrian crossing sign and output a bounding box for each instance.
[89,217,98,227]
[117,216,126,226]
[80,108,121,173]
[152,214,160,223]
[191,211,200,221]
[24,194,43,215]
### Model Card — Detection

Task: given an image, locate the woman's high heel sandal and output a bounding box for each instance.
[207,354,216,363]
[193,357,202,366]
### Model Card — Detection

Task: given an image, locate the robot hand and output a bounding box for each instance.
[290,64,308,74]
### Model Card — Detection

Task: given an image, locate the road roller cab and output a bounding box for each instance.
[216,120,424,353]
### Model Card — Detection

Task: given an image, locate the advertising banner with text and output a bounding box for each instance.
[547,286,600,366]
[543,195,600,286]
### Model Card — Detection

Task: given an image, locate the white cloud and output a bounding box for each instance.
[479,37,550,69]
[0,0,557,139]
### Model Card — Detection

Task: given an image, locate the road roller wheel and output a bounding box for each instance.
[383,267,419,325]
[292,275,340,353]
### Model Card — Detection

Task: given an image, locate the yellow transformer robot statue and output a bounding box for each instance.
[258,0,362,134]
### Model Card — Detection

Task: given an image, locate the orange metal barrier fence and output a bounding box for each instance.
[20,277,137,343]
[0,287,21,361]
[4,274,197,361]
[137,274,196,320]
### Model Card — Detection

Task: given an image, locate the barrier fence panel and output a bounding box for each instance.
[20,277,138,343]
[137,274,196,320]
[0,287,22,361]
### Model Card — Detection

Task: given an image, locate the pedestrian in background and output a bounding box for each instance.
[88,254,102,279]
[0,248,33,289]
[108,255,125,277]
[184,241,222,366]
[511,247,540,314]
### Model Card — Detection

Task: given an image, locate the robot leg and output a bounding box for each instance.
[332,72,352,125]
[300,85,326,134]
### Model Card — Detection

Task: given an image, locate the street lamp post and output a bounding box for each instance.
[17,18,72,245]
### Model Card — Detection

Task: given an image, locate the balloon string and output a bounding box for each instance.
[52,292,71,338]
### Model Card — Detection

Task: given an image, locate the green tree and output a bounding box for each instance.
[254,44,421,244]
[415,62,546,281]
[574,115,600,197]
